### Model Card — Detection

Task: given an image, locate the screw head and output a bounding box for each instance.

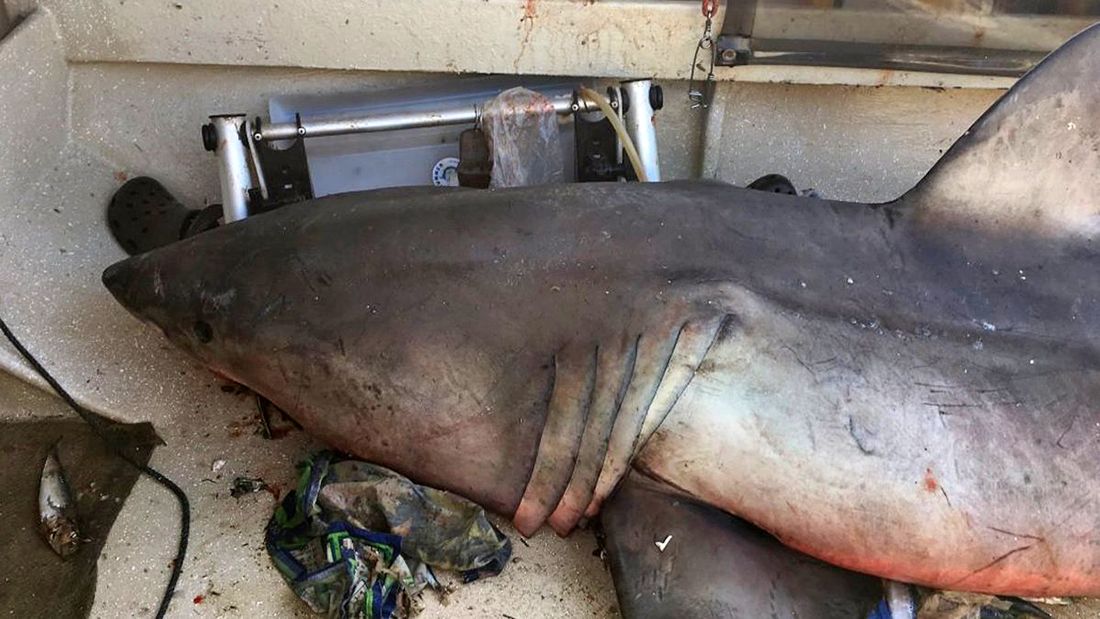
[296,126,306,136]
[720,48,737,63]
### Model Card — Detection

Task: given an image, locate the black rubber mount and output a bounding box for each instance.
[201,123,217,152]
[649,85,664,111]
[107,177,219,255]
[746,173,798,195]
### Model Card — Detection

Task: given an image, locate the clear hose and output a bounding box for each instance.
[578,86,649,182]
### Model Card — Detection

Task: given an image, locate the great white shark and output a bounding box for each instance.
[102,23,1100,617]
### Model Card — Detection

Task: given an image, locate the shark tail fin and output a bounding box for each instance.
[901,23,1100,239]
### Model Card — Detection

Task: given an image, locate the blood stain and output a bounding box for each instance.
[923,468,938,493]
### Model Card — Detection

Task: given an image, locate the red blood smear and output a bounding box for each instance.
[193,595,205,605]
[923,468,938,493]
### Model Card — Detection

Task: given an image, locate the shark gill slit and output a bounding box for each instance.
[547,334,640,535]
[511,343,598,536]
[583,321,686,519]
[630,313,733,460]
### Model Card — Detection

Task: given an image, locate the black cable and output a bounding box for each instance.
[0,315,189,619]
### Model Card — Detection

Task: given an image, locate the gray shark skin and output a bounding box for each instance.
[601,472,882,618]
[103,24,1100,605]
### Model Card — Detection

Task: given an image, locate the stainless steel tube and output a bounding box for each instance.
[255,93,580,142]
[210,115,253,223]
[620,80,661,182]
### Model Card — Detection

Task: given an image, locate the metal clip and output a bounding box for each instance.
[688,9,717,109]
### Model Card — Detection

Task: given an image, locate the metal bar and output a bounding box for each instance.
[721,0,757,38]
[244,118,269,201]
[209,115,252,223]
[255,93,581,142]
[620,80,661,182]
[715,37,1046,76]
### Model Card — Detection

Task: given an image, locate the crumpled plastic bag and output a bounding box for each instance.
[917,591,1015,619]
[481,86,564,188]
[266,452,511,619]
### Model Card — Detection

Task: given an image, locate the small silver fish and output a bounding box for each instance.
[38,444,81,558]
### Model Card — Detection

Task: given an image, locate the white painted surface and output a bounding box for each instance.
[2,0,1024,88]
[49,0,712,80]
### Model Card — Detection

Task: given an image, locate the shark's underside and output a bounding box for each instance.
[102,22,1100,617]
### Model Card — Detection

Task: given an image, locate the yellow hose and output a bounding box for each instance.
[578,86,649,183]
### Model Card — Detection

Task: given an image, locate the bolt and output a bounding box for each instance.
[720,48,738,63]
[296,126,306,136]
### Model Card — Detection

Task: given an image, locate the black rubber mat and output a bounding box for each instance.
[0,418,157,618]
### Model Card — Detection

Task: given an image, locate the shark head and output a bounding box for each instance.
[103,234,258,382]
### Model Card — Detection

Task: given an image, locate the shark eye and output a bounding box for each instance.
[193,320,214,344]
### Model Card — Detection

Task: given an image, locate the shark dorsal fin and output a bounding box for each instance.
[902,24,1100,239]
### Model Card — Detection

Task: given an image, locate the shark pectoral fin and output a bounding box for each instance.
[601,472,881,619]
[902,23,1100,238]
[512,343,597,537]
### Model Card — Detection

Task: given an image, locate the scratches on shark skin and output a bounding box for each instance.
[256,294,287,321]
[292,255,321,297]
[767,570,781,618]
[1055,415,1076,448]
[1039,393,1068,410]
[1012,367,1091,383]
[783,345,814,375]
[655,548,673,601]
[988,526,1046,543]
[781,344,837,379]
[949,545,1035,589]
[846,415,876,456]
[913,380,961,390]
[936,408,951,429]
[803,414,817,451]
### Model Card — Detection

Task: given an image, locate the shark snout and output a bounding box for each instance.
[101,258,138,301]
[101,254,166,323]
